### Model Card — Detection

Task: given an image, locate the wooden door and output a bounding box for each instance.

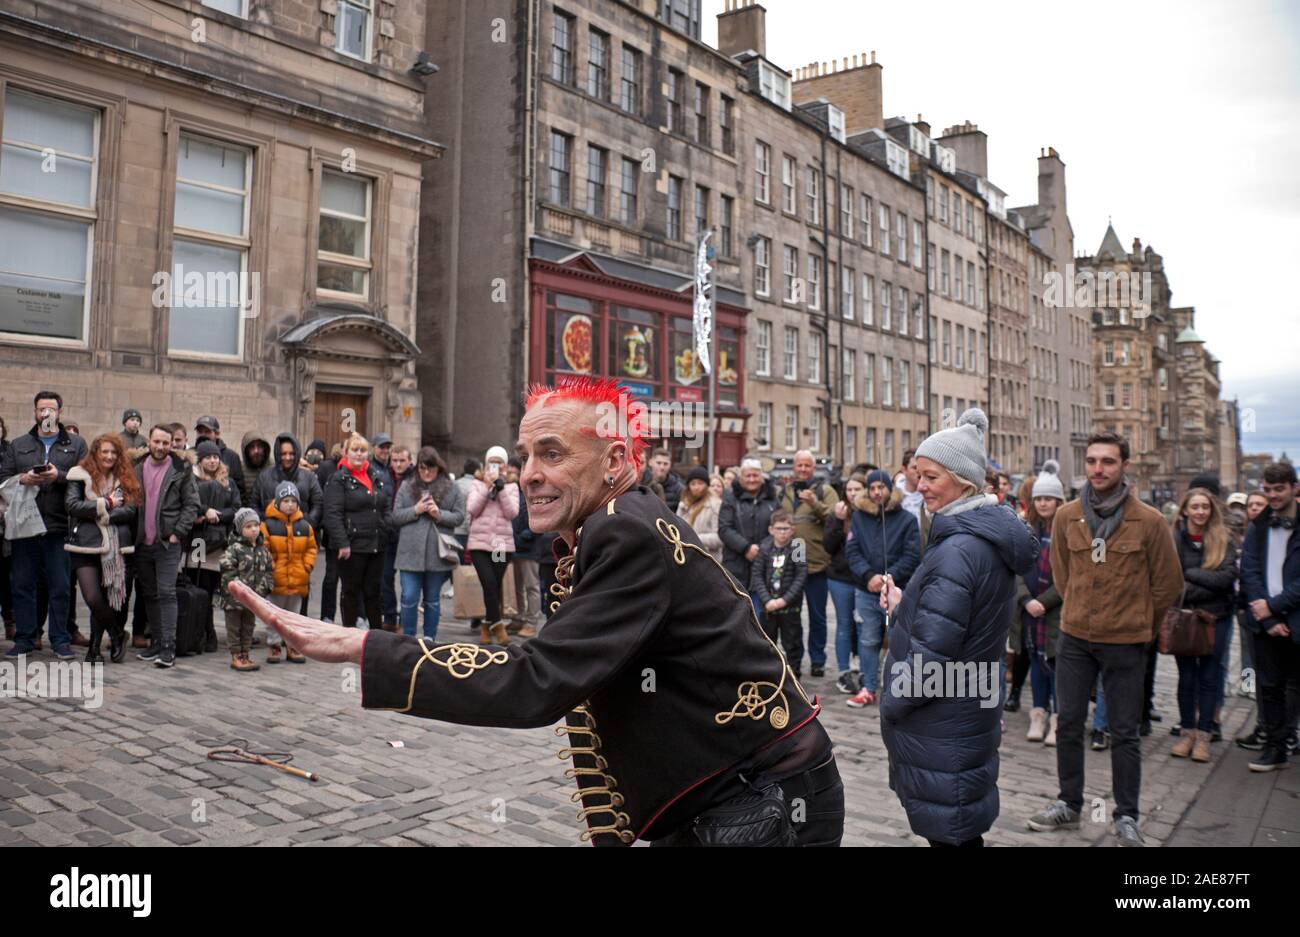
[314,390,369,453]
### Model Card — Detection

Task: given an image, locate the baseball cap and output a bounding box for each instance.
[372,432,393,448]
[195,416,220,432]
[1227,492,1248,507]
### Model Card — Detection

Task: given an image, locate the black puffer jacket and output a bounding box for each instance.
[323,461,393,554]
[717,477,780,587]
[63,465,137,555]
[253,432,323,526]
[1174,523,1237,620]
[0,424,89,535]
[193,464,242,553]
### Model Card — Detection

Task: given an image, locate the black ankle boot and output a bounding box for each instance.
[84,624,104,664]
[109,628,126,663]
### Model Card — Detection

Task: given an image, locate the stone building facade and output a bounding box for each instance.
[0,0,439,453]
[421,0,928,471]
[1078,225,1228,503]
[1011,148,1089,488]
[912,122,989,433]
[420,0,752,468]
[986,205,1030,474]
[751,38,929,468]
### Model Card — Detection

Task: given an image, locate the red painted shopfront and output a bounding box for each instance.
[528,254,750,471]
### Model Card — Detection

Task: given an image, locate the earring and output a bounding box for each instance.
[606,475,615,487]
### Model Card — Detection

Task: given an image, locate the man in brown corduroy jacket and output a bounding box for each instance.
[1027,432,1183,848]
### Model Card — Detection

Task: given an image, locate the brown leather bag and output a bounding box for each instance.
[1158,585,1217,656]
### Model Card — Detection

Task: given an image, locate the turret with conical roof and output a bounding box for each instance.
[1098,222,1126,260]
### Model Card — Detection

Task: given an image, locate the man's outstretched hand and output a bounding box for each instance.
[228,580,366,664]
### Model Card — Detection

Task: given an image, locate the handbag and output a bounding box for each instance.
[1158,584,1217,657]
[435,529,462,563]
[687,781,796,847]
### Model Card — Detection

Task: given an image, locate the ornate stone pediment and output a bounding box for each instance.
[279,305,420,364]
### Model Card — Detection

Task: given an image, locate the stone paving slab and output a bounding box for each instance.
[0,592,1271,847]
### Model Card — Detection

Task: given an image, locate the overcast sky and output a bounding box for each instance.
[702,0,1300,461]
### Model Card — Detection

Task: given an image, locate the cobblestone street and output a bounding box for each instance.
[1,590,1282,847]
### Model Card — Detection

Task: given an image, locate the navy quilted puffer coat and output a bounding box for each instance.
[880,497,1038,845]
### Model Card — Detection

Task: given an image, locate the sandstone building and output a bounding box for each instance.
[0,0,440,452]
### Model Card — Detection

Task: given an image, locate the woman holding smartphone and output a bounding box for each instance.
[392,446,465,641]
[465,445,520,645]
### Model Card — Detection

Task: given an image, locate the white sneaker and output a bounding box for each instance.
[1045,713,1057,747]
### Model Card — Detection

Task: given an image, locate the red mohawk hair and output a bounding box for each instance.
[524,376,649,474]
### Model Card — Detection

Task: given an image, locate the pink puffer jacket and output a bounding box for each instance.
[466,479,520,554]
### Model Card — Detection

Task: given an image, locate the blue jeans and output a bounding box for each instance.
[828,578,858,673]
[853,591,885,692]
[11,532,71,651]
[1030,654,1057,712]
[802,572,829,668]
[1175,616,1231,733]
[749,591,764,623]
[400,569,451,639]
[1093,678,1107,731]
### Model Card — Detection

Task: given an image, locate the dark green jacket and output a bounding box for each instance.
[217,527,274,611]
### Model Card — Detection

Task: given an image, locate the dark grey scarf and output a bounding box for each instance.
[1081,477,1130,542]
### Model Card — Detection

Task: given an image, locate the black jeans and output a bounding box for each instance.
[1255,629,1300,751]
[1055,632,1146,821]
[320,544,339,621]
[135,541,183,655]
[1143,638,1159,719]
[338,551,383,629]
[0,547,13,626]
[763,610,804,675]
[469,550,510,624]
[928,836,984,847]
[651,755,844,847]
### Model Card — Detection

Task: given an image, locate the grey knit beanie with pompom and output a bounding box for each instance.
[915,408,988,490]
[1031,459,1065,501]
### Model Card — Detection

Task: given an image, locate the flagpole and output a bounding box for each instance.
[707,284,717,474]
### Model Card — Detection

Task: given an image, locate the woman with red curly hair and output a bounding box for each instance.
[64,433,140,663]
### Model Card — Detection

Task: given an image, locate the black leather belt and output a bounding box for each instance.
[768,753,841,802]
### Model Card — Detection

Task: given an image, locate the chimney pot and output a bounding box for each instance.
[871,50,876,64]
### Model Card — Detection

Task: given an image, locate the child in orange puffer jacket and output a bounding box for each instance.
[260,481,317,664]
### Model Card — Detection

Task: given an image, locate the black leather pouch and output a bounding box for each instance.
[689,782,796,847]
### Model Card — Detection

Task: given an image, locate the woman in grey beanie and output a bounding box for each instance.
[876,408,1039,845]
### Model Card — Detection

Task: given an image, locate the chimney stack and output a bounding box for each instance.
[914,113,930,137]
[717,0,767,59]
[791,48,883,133]
[938,121,988,178]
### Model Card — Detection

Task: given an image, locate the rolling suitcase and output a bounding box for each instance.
[174,573,211,656]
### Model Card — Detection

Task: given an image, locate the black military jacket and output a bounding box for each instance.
[361,486,822,844]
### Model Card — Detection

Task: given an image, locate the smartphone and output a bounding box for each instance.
[486,462,500,482]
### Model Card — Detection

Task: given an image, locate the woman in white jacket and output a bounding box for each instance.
[676,466,723,562]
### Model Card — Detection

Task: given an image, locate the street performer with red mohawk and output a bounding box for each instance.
[230,376,842,845]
